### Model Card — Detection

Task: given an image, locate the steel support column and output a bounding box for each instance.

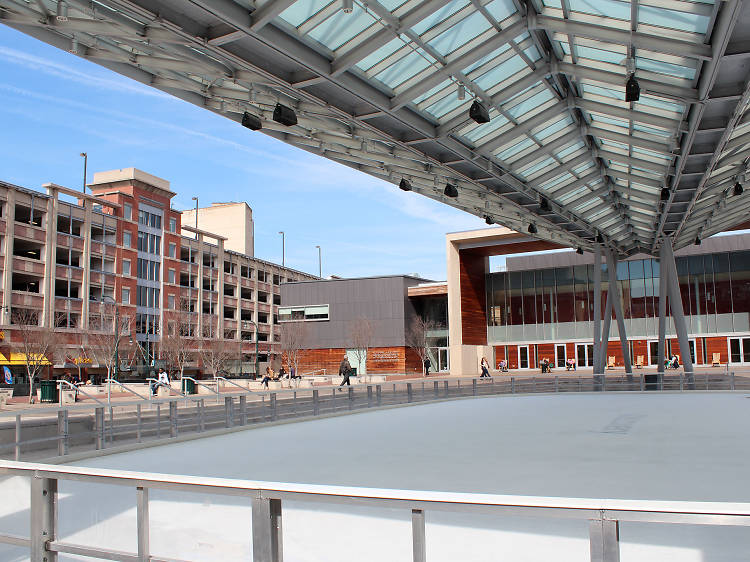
[657,251,668,376]
[599,291,612,372]
[661,239,695,381]
[593,246,602,374]
[606,249,632,373]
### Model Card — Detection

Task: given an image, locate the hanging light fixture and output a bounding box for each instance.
[342,0,353,13]
[625,73,640,102]
[484,215,493,225]
[576,247,584,255]
[272,103,297,126]
[596,232,604,244]
[694,236,702,246]
[734,182,744,196]
[444,183,458,198]
[528,223,538,234]
[469,100,490,124]
[56,0,68,21]
[660,188,671,201]
[539,197,550,212]
[399,178,412,191]
[241,111,262,130]
[457,84,466,101]
[69,37,78,54]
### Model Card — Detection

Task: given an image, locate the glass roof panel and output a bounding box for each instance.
[638,5,710,34]
[410,0,470,35]
[575,44,628,66]
[636,56,696,80]
[474,56,528,90]
[307,7,378,50]
[463,44,512,74]
[463,114,510,142]
[520,157,557,177]
[632,146,674,161]
[506,89,555,119]
[556,141,586,159]
[379,0,410,10]
[580,83,623,102]
[591,114,629,129]
[568,0,630,21]
[541,0,563,8]
[534,116,573,141]
[496,137,536,160]
[356,37,405,72]
[279,0,331,27]
[486,0,517,22]
[633,123,672,138]
[424,92,467,118]
[374,49,434,88]
[428,11,492,56]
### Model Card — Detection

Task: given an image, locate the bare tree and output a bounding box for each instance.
[12,309,60,403]
[199,321,238,377]
[406,316,436,376]
[350,317,373,375]
[89,310,132,382]
[160,299,196,379]
[280,321,308,376]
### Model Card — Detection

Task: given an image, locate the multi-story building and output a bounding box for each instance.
[0,168,316,384]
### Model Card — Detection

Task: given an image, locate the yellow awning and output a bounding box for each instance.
[0,353,51,366]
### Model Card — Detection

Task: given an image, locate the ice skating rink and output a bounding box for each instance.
[2,392,750,560]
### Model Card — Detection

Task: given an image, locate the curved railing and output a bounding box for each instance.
[2,372,746,462]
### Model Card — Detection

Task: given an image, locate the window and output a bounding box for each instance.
[123,231,132,248]
[122,259,131,276]
[168,242,176,258]
[169,217,177,232]
[168,294,176,310]
[168,269,176,284]
[123,203,132,220]
[278,304,329,322]
[122,287,130,304]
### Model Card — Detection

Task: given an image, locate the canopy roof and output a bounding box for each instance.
[3,0,750,255]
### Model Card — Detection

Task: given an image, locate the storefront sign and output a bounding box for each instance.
[370,350,399,362]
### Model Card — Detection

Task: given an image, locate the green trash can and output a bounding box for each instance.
[181,378,196,394]
[40,379,58,403]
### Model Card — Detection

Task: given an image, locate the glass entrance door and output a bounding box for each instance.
[518,346,529,369]
[729,338,750,364]
[555,344,567,368]
[576,344,594,367]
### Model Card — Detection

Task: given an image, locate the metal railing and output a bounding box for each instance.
[1,372,747,462]
[0,459,749,562]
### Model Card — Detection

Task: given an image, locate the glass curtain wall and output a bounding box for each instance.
[487,250,750,343]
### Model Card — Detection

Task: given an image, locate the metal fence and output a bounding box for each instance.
[1,372,747,461]
[0,458,749,562]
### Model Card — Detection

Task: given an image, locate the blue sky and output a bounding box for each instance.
[0,25,487,281]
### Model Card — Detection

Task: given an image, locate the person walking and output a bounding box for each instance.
[423,357,431,377]
[480,357,491,378]
[339,354,352,387]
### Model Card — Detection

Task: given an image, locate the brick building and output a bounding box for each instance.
[0,168,316,385]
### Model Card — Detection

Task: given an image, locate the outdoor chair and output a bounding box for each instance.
[607,356,616,369]
[712,353,722,367]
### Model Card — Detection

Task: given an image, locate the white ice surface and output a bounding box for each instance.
[2,392,750,561]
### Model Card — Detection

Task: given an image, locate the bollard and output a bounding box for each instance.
[58,410,69,456]
[169,401,178,438]
[407,382,413,403]
[95,407,105,450]
[376,384,382,406]
[511,377,515,394]
[472,378,477,396]
[434,381,439,398]
[225,396,234,427]
[14,414,21,461]
[137,404,142,443]
[199,399,205,432]
[313,389,320,416]
[270,393,277,421]
[731,371,736,391]
[348,387,354,410]
[444,380,449,396]
[240,395,247,425]
[367,385,373,408]
[554,376,559,393]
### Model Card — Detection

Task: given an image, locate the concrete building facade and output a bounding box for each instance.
[0,168,316,385]
[181,201,254,257]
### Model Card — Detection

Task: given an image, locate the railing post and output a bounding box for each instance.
[589,517,620,562]
[640,374,644,392]
[252,496,283,562]
[731,371,736,391]
[511,377,515,394]
[433,381,439,398]
[225,396,234,427]
[367,385,373,407]
[313,390,320,416]
[136,486,150,562]
[412,509,426,562]
[443,381,448,396]
[679,373,684,392]
[15,414,21,461]
[270,393,277,421]
[57,410,69,456]
[199,399,205,432]
[472,378,477,396]
[602,376,606,392]
[554,376,559,393]
[407,382,413,403]
[376,384,382,406]
[136,404,142,443]
[95,407,104,450]
[30,476,57,561]
[169,401,178,438]
[240,395,247,425]
[348,387,354,410]
[156,403,161,439]
[108,406,114,445]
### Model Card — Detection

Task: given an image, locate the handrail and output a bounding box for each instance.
[214,375,250,392]
[301,368,326,377]
[103,379,147,400]
[146,378,186,398]
[183,376,222,404]
[55,380,105,406]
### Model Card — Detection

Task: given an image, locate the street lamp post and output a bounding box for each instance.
[79,152,87,194]
[315,245,322,278]
[191,196,198,239]
[278,231,285,267]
